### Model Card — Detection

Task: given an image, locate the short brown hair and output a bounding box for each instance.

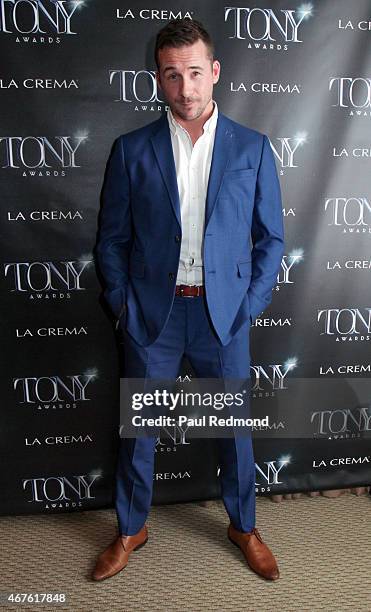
[155,18,214,70]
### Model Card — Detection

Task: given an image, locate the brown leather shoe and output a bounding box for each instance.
[92,525,148,581]
[228,524,279,580]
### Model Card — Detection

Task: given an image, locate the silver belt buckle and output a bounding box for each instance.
[182,284,194,298]
[184,284,193,298]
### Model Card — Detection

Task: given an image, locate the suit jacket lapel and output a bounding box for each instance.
[150,111,234,230]
[205,112,234,229]
[150,114,181,227]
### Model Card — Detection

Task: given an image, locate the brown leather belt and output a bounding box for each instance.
[175,284,205,297]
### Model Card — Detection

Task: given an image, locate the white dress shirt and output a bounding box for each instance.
[167,100,218,286]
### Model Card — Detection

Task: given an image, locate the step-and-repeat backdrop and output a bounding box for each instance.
[1,0,371,515]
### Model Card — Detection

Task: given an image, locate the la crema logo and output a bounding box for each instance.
[116,8,193,21]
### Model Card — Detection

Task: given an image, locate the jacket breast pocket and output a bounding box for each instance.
[224,168,255,179]
[129,258,145,278]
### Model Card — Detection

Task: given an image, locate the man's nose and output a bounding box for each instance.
[180,77,193,99]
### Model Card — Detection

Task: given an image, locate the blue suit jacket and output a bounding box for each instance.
[96,111,284,347]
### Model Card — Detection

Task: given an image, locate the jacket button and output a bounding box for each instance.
[169,272,175,280]
[175,235,181,242]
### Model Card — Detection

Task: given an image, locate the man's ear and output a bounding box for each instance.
[155,70,162,91]
[212,60,221,84]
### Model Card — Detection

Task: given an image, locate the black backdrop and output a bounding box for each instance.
[1,0,371,515]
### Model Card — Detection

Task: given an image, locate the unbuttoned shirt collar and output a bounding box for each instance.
[167,100,218,138]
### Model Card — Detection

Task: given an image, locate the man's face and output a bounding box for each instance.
[156,39,220,122]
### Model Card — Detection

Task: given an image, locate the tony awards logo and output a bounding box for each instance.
[0,134,87,176]
[22,473,100,509]
[224,5,313,50]
[0,0,84,44]
[329,77,371,117]
[13,372,96,410]
[318,308,371,342]
[277,250,303,287]
[324,197,371,234]
[311,405,371,439]
[109,69,167,111]
[255,456,290,492]
[4,259,92,300]
[270,133,307,173]
[251,357,297,397]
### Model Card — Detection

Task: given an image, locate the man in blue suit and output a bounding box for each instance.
[93,18,284,582]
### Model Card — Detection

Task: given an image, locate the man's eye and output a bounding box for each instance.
[168,74,177,80]
[193,71,201,76]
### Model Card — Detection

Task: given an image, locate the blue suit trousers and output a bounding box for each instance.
[116,294,255,535]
